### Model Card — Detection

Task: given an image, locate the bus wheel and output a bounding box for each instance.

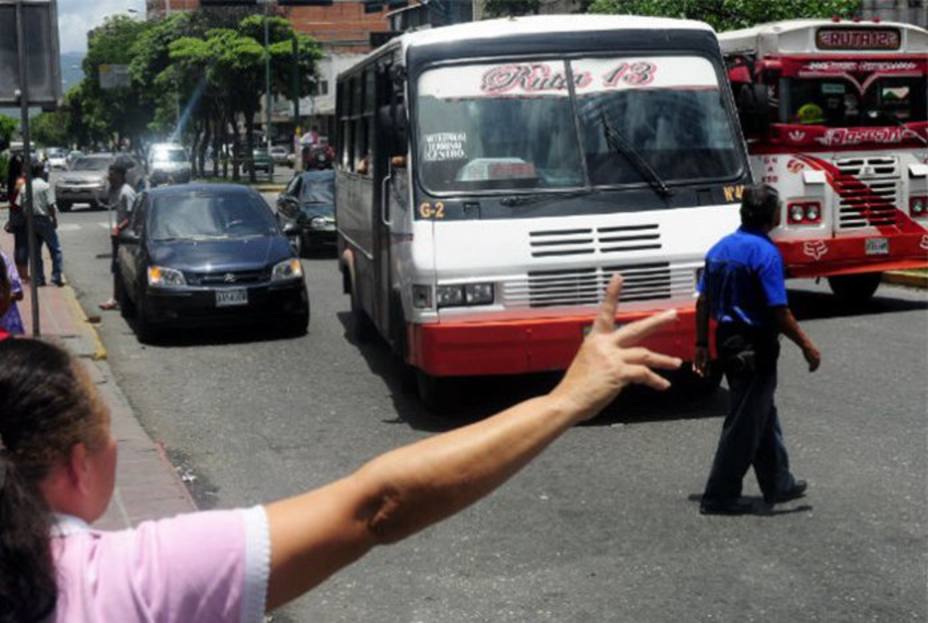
[415,370,458,413]
[349,285,376,344]
[827,273,882,305]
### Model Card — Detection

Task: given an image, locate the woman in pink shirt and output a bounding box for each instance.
[0,277,681,622]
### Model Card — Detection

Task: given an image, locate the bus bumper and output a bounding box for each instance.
[407,306,697,377]
[779,232,928,278]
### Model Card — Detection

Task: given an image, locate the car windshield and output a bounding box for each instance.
[300,176,335,205]
[150,191,278,241]
[47,148,67,157]
[73,157,113,171]
[416,56,741,194]
[780,74,927,127]
[152,148,186,163]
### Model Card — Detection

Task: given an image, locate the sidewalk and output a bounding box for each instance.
[0,227,196,530]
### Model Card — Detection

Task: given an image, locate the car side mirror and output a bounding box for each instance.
[282,222,299,237]
[119,229,140,245]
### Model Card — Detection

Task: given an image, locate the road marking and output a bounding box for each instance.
[57,223,82,232]
[98,222,111,229]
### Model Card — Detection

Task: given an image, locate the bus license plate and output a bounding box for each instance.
[865,238,889,256]
[216,288,248,307]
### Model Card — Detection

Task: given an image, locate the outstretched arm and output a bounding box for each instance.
[264,276,682,610]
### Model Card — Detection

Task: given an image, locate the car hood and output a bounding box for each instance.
[147,235,292,272]
[60,171,107,184]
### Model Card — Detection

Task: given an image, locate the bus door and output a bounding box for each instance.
[373,59,409,342]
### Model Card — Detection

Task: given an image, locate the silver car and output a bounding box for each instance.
[147,143,191,185]
[55,154,143,212]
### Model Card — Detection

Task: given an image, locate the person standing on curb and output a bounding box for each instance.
[99,162,137,311]
[694,184,821,515]
[28,161,64,288]
[0,249,24,337]
[5,154,29,282]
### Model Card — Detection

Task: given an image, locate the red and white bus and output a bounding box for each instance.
[336,15,752,407]
[719,19,928,303]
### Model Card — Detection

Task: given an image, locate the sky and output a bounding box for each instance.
[57,0,147,54]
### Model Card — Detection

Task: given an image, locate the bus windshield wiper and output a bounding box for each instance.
[599,112,674,198]
[500,188,595,207]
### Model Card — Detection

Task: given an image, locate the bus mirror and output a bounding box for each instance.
[391,155,407,169]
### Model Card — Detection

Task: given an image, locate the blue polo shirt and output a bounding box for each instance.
[696,226,788,329]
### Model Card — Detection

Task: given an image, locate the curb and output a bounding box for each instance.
[883,271,928,289]
[61,284,108,360]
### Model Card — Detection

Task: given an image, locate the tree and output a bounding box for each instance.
[483,0,541,17]
[31,112,71,147]
[585,0,860,31]
[0,114,17,149]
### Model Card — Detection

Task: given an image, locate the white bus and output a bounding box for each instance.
[335,15,752,406]
[720,19,928,303]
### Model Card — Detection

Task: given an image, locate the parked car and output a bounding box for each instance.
[276,170,336,255]
[55,153,143,212]
[45,147,68,170]
[147,143,191,185]
[114,184,309,342]
[251,148,273,174]
[269,145,291,166]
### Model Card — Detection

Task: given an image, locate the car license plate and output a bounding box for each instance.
[216,288,248,307]
[865,238,889,256]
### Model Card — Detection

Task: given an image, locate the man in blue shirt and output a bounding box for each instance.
[694,184,821,515]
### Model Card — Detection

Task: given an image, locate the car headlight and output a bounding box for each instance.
[310,216,326,230]
[147,266,186,288]
[271,258,303,281]
[436,283,494,308]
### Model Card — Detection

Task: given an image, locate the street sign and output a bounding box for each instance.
[99,64,131,90]
[0,0,62,106]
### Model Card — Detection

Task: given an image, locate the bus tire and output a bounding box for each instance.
[415,370,458,413]
[827,273,881,305]
[349,283,376,344]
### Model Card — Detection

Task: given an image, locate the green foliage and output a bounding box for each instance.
[0,114,17,147]
[483,0,541,17]
[586,0,860,31]
[31,112,71,147]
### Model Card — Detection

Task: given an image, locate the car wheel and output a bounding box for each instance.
[115,274,134,319]
[58,200,72,212]
[827,273,881,306]
[134,289,158,344]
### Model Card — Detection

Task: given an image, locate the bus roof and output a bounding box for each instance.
[718,19,928,56]
[387,14,713,56]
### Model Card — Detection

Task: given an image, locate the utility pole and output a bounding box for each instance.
[264,0,272,149]
[14,0,41,337]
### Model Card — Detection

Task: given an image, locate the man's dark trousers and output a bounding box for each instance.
[703,324,796,503]
[33,215,63,285]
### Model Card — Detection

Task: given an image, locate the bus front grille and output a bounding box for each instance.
[835,156,898,178]
[529,224,661,258]
[503,262,692,308]
[835,179,898,230]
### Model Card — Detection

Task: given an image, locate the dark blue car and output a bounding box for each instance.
[275,170,336,254]
[115,184,309,342]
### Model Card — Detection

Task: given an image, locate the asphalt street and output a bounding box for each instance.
[51,193,927,622]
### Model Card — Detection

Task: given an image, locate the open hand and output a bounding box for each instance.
[552,274,683,422]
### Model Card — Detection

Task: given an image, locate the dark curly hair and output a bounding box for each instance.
[0,339,107,622]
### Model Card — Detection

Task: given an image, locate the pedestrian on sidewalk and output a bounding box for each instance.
[99,162,136,311]
[694,184,822,515]
[0,276,682,622]
[26,160,65,288]
[4,155,29,281]
[0,249,24,337]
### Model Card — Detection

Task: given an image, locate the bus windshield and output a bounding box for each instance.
[415,56,742,194]
[780,75,927,127]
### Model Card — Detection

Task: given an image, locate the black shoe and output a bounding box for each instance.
[765,480,808,505]
[699,498,754,515]
[34,280,47,287]
[51,277,65,287]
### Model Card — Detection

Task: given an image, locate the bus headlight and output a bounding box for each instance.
[436,283,495,308]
